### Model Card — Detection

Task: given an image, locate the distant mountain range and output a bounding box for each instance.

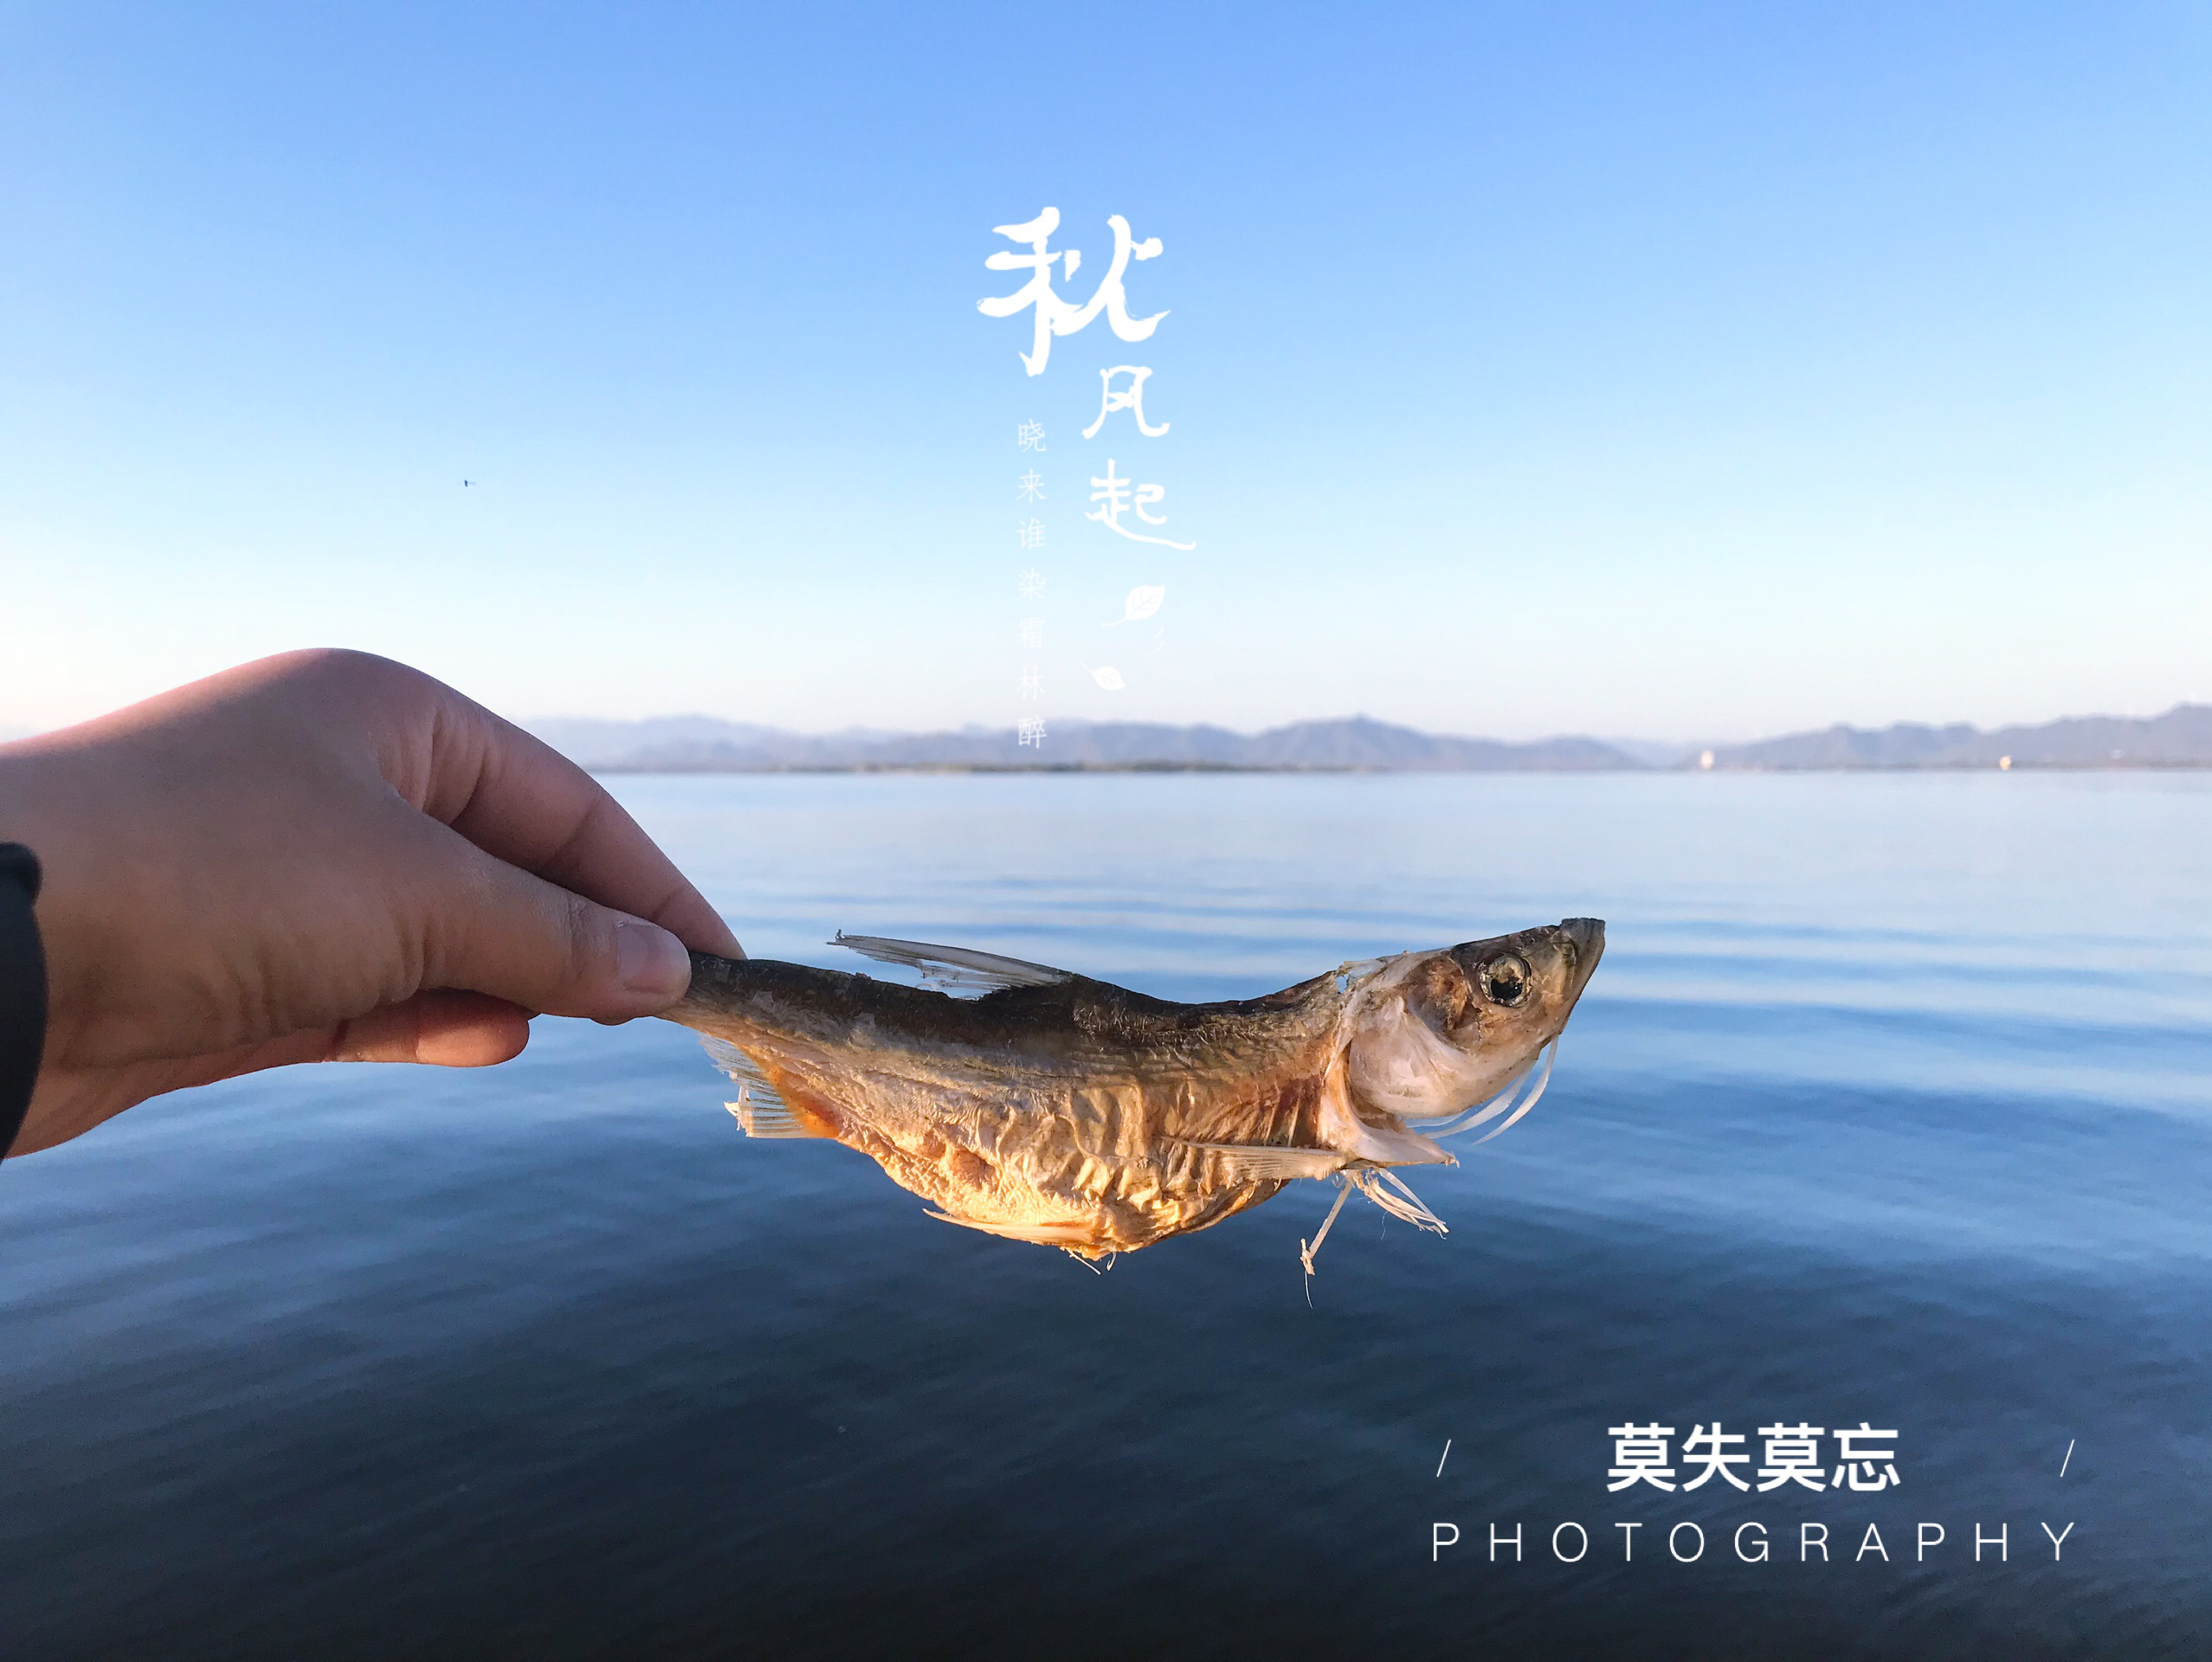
[528,715,1639,771]
[1704,704,2212,770]
[528,704,2212,773]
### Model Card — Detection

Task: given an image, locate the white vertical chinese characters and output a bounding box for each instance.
[980,206,1196,732]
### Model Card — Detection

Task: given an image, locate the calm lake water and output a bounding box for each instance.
[4,772,2210,1658]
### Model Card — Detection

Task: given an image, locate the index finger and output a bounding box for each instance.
[412,697,743,958]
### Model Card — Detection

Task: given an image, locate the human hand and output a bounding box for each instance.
[0,649,743,1156]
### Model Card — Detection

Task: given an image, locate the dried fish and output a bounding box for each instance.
[664,919,1604,1270]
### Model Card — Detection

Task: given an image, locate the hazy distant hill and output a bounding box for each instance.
[527,715,1642,772]
[526,703,2212,774]
[529,716,910,770]
[1706,704,2212,770]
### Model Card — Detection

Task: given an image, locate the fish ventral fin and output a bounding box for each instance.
[699,1036,817,1139]
[1180,1142,1349,1182]
[831,932,1079,996]
[924,1210,1100,1247]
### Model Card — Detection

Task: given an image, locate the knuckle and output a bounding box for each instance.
[286,647,432,711]
[558,892,609,983]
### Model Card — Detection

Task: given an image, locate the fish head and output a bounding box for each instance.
[1343,918,1604,1122]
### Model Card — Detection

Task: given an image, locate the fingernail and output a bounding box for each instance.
[615,919,692,1000]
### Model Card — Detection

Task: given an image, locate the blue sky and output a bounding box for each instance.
[2,2,2206,740]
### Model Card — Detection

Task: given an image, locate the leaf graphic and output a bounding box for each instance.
[1104,584,1165,626]
[1090,665,1127,691]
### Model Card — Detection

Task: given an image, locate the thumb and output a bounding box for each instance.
[425,841,698,1020]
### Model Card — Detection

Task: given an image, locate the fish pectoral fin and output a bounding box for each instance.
[1348,1167,1449,1236]
[700,1037,822,1139]
[1180,1142,1350,1182]
[924,1210,1100,1246]
[831,932,1079,995]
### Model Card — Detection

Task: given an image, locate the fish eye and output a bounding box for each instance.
[1480,955,1532,1008]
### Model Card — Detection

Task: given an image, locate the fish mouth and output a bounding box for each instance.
[1559,917,1605,1003]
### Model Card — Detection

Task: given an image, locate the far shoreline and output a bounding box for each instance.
[590,759,2212,776]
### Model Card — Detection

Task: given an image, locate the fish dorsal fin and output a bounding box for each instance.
[831,932,1079,995]
[699,1036,818,1140]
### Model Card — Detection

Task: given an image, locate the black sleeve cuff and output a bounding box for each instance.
[0,843,46,1157]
